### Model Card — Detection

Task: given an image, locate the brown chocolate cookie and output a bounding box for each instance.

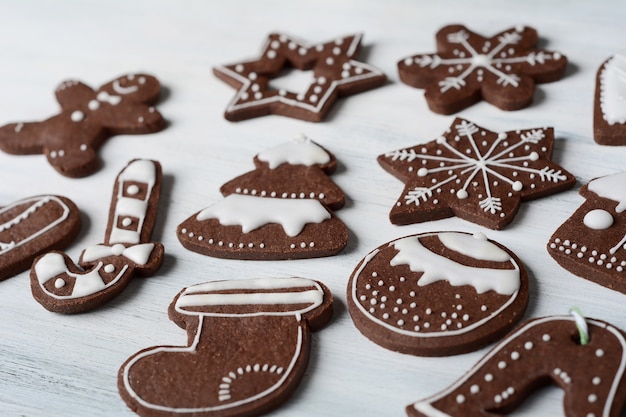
[397,24,567,114]
[0,74,165,177]
[177,194,348,260]
[219,134,345,210]
[30,159,164,313]
[378,118,576,229]
[0,195,80,281]
[548,172,626,293]
[118,277,333,417]
[407,315,626,417]
[213,33,386,122]
[347,231,528,356]
[594,54,626,145]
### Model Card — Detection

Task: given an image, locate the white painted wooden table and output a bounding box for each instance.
[0,1,625,416]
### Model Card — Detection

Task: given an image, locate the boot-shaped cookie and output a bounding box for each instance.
[548,172,626,293]
[0,74,165,177]
[407,315,626,417]
[220,134,345,210]
[118,277,333,417]
[30,159,163,313]
[0,195,80,281]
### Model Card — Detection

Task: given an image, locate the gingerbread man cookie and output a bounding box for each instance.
[0,74,165,177]
[407,315,626,417]
[548,172,626,293]
[378,118,576,229]
[30,159,164,313]
[213,33,386,122]
[397,24,568,114]
[119,277,333,417]
[0,195,80,281]
[348,231,528,356]
[594,53,626,145]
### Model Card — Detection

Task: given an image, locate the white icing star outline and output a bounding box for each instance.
[379,118,575,228]
[213,33,386,121]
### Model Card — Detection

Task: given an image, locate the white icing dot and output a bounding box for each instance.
[122,217,132,227]
[592,377,601,385]
[456,394,465,404]
[498,361,507,369]
[127,185,140,195]
[80,144,87,151]
[54,278,66,289]
[485,373,493,382]
[88,100,100,110]
[470,384,480,394]
[596,349,605,357]
[104,264,115,273]
[511,351,520,360]
[524,341,534,350]
[71,110,84,122]
[326,57,334,65]
[588,394,598,403]
[542,334,551,342]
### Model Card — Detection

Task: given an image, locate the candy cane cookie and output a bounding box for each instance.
[30,159,163,313]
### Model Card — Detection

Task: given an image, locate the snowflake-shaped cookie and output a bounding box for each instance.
[213,33,387,122]
[398,25,568,114]
[378,118,576,229]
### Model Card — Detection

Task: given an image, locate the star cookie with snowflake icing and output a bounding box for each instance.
[378,118,576,229]
[397,25,568,114]
[213,33,387,122]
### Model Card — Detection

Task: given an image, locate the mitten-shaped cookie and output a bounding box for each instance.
[0,74,165,177]
[220,134,345,210]
[119,277,333,417]
[30,159,163,313]
[397,25,567,114]
[548,172,626,293]
[348,231,528,356]
[0,195,80,281]
[407,315,626,417]
[594,53,626,145]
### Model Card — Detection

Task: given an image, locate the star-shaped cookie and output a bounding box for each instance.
[378,118,576,229]
[397,25,568,114]
[213,33,387,122]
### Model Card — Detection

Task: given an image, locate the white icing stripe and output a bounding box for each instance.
[391,236,520,295]
[411,316,626,417]
[0,196,70,256]
[176,290,323,310]
[34,252,69,284]
[438,232,511,262]
[81,243,155,264]
[600,54,626,125]
[588,172,626,213]
[176,278,325,318]
[196,194,331,237]
[183,277,320,294]
[413,402,452,417]
[122,316,304,414]
[257,135,330,168]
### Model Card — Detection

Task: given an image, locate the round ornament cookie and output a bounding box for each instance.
[347,231,528,356]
